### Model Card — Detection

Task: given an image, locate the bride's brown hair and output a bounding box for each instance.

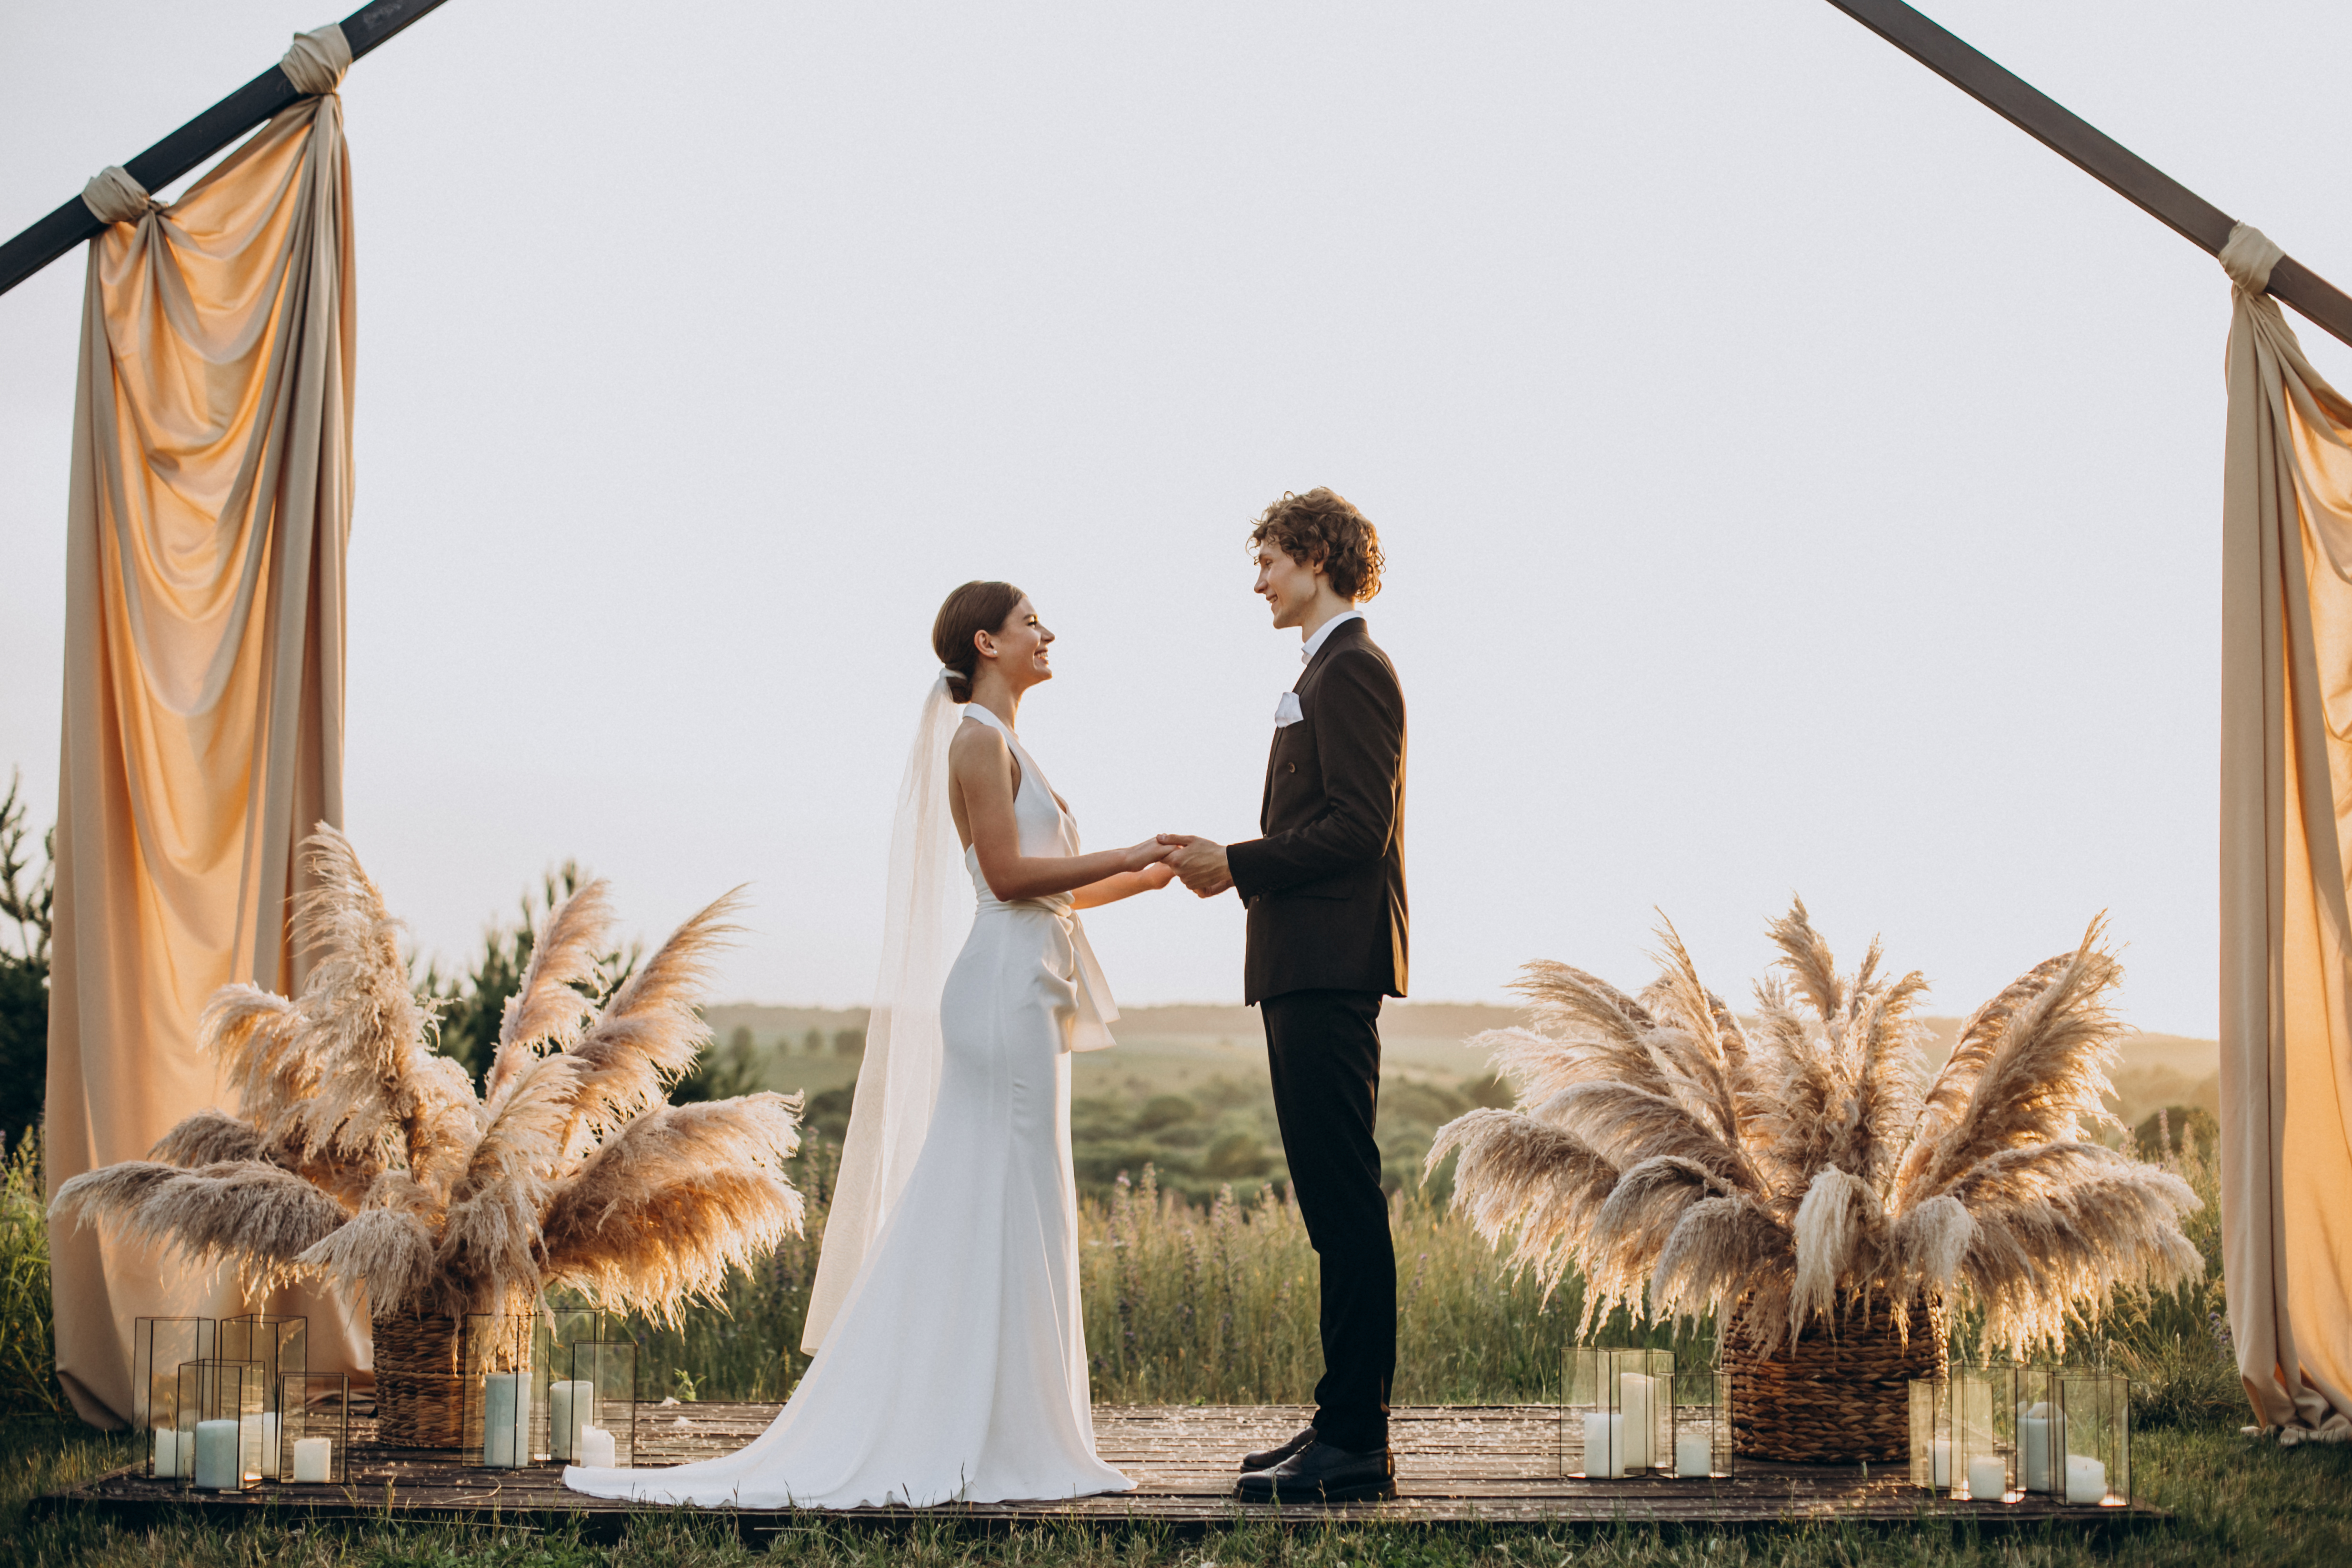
[931,580,1026,703]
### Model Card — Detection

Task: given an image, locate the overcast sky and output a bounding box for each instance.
[7,0,2351,1034]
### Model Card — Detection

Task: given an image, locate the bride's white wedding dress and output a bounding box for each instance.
[563,699,1132,1508]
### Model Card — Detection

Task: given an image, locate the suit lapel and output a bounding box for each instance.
[1261,618,1365,831]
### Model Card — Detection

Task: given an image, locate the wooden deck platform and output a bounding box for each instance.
[36,1403,2165,1540]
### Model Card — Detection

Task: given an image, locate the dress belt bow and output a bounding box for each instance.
[1004,892,1120,1052]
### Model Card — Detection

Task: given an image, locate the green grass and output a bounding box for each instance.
[4,1078,2321,1564]
[6,1416,2352,1566]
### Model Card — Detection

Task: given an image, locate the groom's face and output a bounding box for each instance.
[1253,544,1326,631]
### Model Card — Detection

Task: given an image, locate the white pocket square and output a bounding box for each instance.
[1274,691,1303,728]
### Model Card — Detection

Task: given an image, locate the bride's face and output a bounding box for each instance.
[981,597,1055,689]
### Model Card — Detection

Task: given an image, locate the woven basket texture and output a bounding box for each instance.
[371,1313,464,1448]
[1726,1297,1943,1463]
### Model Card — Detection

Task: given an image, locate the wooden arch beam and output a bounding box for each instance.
[1827,0,2352,350]
[0,0,454,299]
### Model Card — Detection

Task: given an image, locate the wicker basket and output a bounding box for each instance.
[371,1313,465,1448]
[1725,1297,1943,1463]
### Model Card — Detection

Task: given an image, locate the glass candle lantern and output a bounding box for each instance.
[1670,1369,1731,1478]
[2003,1365,2064,1496]
[535,1309,609,1461]
[175,1360,264,1492]
[133,1318,215,1479]
[1909,1373,2013,1501]
[566,1339,637,1469]
[279,1373,351,1485]
[460,1315,535,1469]
[2056,1372,2130,1506]
[218,1314,306,1479]
[1563,1347,1673,1478]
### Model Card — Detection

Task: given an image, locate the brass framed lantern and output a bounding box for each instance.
[175,1359,264,1492]
[132,1318,215,1480]
[279,1373,352,1485]
[460,1314,534,1469]
[537,1308,609,1461]
[564,1338,637,1469]
[1562,1347,1673,1478]
[218,1314,305,1478]
[1671,1369,1731,1478]
[2056,1372,2131,1506]
[1909,1371,2016,1502]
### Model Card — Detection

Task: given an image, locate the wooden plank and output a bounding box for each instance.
[35,1403,2167,1541]
[1824,0,2352,350]
[0,0,456,298]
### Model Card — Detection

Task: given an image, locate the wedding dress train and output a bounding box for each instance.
[563,700,1131,1508]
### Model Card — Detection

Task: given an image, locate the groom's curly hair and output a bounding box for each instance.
[1248,489,1384,603]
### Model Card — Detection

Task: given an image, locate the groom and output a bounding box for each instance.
[1161,488,1407,1503]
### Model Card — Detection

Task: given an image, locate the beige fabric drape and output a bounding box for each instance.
[44,42,365,1427]
[2219,222,2352,1439]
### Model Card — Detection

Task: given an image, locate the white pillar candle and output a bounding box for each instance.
[481,1373,525,1468]
[2017,1407,2053,1492]
[577,1424,617,1468]
[1618,1374,1653,1469]
[152,1426,185,1479]
[549,1379,595,1460]
[1675,1430,1713,1477]
[1930,1438,1952,1488]
[194,1419,241,1490]
[1966,1454,2008,1501]
[1581,1411,1625,1478]
[2064,1453,2109,1505]
[247,1411,280,1479]
[291,1436,333,1483]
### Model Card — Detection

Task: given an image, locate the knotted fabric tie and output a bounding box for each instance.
[280,24,351,95]
[80,166,157,227]
[2221,222,2285,295]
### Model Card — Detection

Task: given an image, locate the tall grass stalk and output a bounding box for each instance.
[1079,1165,1702,1405]
[1,1130,64,1415]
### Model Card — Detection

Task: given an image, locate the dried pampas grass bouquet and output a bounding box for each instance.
[1429,900,2202,1463]
[51,828,804,1446]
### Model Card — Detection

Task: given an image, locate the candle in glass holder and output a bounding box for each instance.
[577,1425,617,1468]
[152,1427,185,1479]
[194,1419,240,1490]
[1618,1374,1653,1469]
[1581,1411,1625,1478]
[550,1379,595,1459]
[1929,1438,1952,1488]
[1966,1454,2007,1501]
[2017,1403,2054,1492]
[481,1373,525,1468]
[291,1436,332,1483]
[1675,1430,1712,1477]
[2064,1453,2108,1505]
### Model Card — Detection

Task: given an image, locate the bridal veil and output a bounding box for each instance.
[801,675,969,1352]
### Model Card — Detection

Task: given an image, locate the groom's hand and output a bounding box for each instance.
[1156,835,1234,898]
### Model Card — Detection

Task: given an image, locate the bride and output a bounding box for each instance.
[564,580,1174,1508]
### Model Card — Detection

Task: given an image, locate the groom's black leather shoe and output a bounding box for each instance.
[1240,1426,1317,1473]
[1233,1439,1397,1502]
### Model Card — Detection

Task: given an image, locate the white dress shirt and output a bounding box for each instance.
[1276,609,1364,726]
[1300,608,1365,664]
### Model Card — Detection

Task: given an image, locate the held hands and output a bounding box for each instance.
[1154,834,1234,899]
[1119,838,1181,878]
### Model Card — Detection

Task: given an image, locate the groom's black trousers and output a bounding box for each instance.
[1261,987,1394,1453]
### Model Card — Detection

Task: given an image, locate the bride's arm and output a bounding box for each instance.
[954,725,1170,901]
[1072,863,1177,909]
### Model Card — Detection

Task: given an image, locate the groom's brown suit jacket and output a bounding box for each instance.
[1225,617,1408,1005]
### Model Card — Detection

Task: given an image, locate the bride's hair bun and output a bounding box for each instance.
[931,580,1024,704]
